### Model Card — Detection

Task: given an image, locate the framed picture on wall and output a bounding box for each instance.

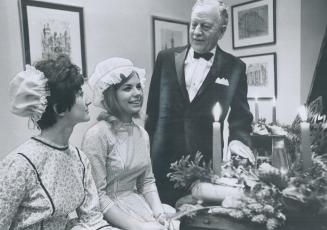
[152,16,189,64]
[232,0,276,49]
[20,0,87,78]
[239,52,277,99]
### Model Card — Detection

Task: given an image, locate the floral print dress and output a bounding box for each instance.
[0,136,119,230]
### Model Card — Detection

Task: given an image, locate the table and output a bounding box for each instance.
[177,196,327,230]
[180,211,327,230]
[180,211,262,230]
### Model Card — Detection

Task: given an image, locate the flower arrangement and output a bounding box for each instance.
[168,112,327,230]
[168,153,288,229]
[209,183,286,230]
[169,154,327,229]
[282,155,327,216]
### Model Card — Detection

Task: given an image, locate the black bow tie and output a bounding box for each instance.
[193,52,213,61]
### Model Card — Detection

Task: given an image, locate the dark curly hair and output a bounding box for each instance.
[35,55,84,130]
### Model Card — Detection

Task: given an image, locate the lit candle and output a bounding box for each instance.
[254,97,259,122]
[212,103,222,176]
[299,106,312,169]
[272,97,277,124]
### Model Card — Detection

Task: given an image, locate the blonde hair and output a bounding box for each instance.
[98,71,142,127]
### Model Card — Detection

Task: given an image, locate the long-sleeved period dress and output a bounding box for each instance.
[81,119,159,223]
[0,136,118,230]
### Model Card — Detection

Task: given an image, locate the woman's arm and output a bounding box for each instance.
[137,130,165,218]
[72,151,115,230]
[81,126,115,213]
[143,191,165,219]
[103,205,143,230]
[78,127,118,229]
[0,154,30,229]
[103,206,165,230]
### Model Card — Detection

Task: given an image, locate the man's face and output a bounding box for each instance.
[189,4,221,54]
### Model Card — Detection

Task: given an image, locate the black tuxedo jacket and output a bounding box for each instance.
[145,45,253,205]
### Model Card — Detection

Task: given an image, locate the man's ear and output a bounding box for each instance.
[53,104,65,117]
[218,26,226,40]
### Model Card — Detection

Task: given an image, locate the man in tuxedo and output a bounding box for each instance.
[145,0,254,206]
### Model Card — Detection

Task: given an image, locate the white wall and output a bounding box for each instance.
[219,0,302,125]
[0,0,195,159]
[301,0,327,104]
[1,0,326,159]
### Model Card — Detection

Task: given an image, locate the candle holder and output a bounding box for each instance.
[272,136,289,171]
[251,134,290,171]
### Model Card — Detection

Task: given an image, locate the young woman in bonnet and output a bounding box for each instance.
[0,55,119,230]
[82,58,178,230]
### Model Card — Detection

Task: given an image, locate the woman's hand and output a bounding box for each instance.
[155,213,168,226]
[138,221,165,230]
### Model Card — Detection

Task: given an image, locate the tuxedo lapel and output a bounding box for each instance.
[193,46,226,102]
[174,46,189,102]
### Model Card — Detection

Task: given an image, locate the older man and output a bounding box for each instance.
[146,0,254,206]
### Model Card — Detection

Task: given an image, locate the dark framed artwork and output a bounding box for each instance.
[307,26,327,115]
[20,0,87,77]
[239,52,277,99]
[232,0,276,49]
[152,16,189,64]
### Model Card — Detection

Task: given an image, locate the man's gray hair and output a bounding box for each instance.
[192,0,229,34]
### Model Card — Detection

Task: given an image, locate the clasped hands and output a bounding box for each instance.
[155,212,169,227]
[138,213,169,230]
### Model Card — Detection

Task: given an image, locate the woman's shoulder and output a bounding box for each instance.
[85,120,115,138]
[83,120,117,147]
[0,139,41,175]
[70,146,90,165]
[134,122,150,140]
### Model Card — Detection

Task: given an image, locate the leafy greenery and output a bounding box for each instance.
[167,151,213,189]
[283,155,327,215]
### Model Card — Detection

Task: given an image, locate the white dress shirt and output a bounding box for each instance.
[184,46,216,101]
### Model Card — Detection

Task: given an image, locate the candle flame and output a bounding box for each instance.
[213,103,221,121]
[298,105,308,121]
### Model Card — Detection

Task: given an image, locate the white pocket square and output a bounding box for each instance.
[215,77,229,86]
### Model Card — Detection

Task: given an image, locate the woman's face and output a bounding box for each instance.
[116,74,143,122]
[65,89,91,124]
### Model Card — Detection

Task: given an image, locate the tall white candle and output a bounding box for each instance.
[212,103,222,176]
[299,106,312,169]
[254,97,259,122]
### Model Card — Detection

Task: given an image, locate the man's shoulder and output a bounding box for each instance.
[218,46,244,66]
